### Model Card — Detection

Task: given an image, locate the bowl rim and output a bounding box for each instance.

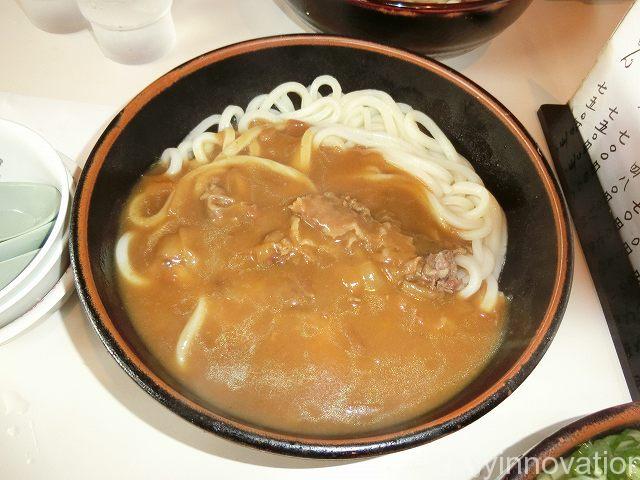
[71,33,573,458]
[501,402,640,480]
[346,0,518,15]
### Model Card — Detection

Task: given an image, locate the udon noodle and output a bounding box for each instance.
[120,75,507,310]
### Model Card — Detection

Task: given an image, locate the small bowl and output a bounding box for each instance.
[501,402,640,479]
[71,35,572,457]
[0,119,72,327]
[283,0,533,57]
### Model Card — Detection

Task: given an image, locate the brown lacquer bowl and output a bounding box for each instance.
[502,402,640,479]
[71,35,572,458]
[282,0,533,57]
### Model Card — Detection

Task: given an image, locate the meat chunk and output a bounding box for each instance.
[251,231,297,265]
[342,196,371,217]
[289,193,416,259]
[200,178,235,218]
[401,250,462,294]
[287,192,465,295]
[270,236,295,264]
[289,193,370,239]
[200,178,257,220]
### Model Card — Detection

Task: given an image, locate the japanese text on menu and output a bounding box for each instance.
[569,1,640,283]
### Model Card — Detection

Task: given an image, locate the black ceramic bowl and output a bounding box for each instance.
[71,35,572,458]
[502,402,640,479]
[283,0,533,57]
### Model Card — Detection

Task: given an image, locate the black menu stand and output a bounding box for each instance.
[539,104,640,399]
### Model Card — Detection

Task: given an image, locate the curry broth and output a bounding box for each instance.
[118,121,506,436]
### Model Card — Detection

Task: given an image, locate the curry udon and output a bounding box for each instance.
[116,76,508,435]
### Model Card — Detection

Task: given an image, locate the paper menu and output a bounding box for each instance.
[568,1,640,282]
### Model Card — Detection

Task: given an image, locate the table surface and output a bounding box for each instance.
[0,1,635,479]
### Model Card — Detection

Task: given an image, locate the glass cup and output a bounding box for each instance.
[17,0,86,34]
[76,0,175,64]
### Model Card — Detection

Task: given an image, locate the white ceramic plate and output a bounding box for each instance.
[0,120,71,326]
[0,119,71,315]
[0,267,74,345]
[0,150,77,344]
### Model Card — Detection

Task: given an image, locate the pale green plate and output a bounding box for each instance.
[0,183,60,242]
[0,220,55,263]
[0,249,40,291]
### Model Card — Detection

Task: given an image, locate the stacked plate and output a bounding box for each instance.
[0,118,74,343]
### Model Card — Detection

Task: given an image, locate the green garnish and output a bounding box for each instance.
[537,429,640,480]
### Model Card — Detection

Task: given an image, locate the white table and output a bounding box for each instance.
[0,1,635,478]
